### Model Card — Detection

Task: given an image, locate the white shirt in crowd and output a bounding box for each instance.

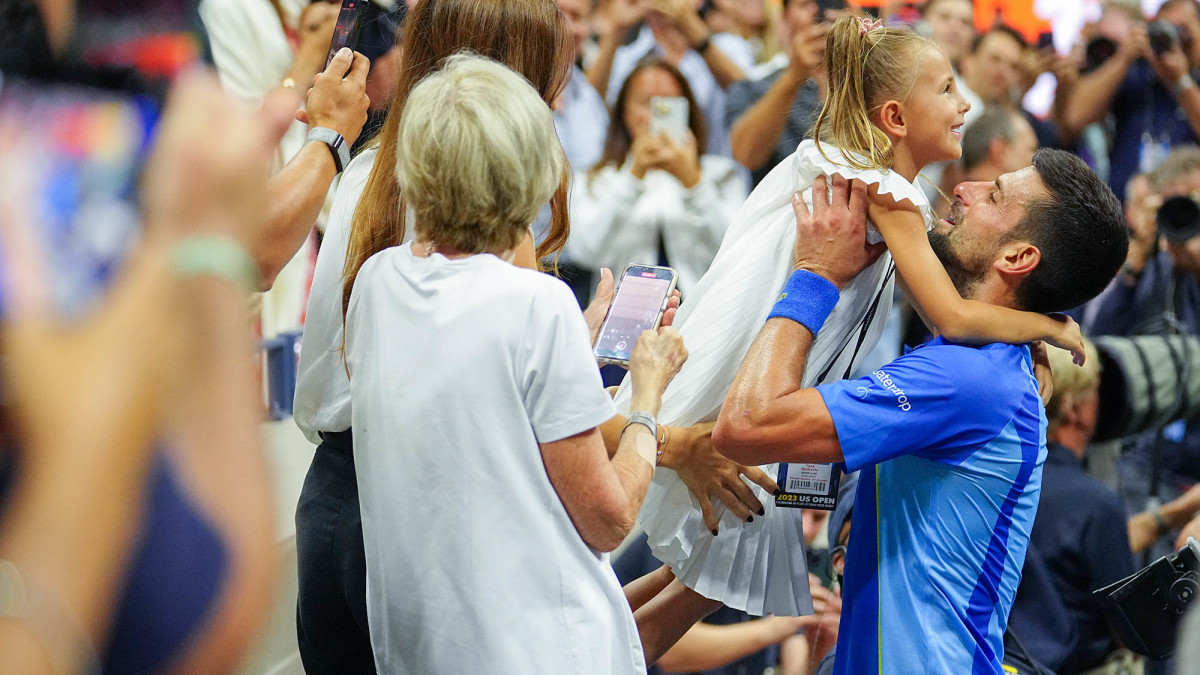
[566,156,747,293]
[293,148,381,443]
[608,25,732,157]
[345,245,640,674]
[533,65,610,247]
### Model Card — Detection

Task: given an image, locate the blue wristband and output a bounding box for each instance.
[766,269,840,334]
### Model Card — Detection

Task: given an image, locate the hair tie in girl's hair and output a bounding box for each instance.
[858,17,883,36]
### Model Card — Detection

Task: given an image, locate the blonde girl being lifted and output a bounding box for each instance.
[618,15,1081,663]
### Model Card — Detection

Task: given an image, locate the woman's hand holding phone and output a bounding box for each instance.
[584,268,680,347]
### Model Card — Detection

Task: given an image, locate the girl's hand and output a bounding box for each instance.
[657,131,701,189]
[1045,314,1086,366]
[1031,341,1054,405]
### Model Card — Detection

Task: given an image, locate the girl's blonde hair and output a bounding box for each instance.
[396,54,565,254]
[812,16,934,171]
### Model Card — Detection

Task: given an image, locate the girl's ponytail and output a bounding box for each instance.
[812,16,931,171]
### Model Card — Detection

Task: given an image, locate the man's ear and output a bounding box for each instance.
[876,100,907,140]
[994,241,1041,278]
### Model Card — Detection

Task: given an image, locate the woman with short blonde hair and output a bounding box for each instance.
[394,56,565,254]
[346,54,689,673]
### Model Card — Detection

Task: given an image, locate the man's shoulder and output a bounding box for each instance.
[889,340,1031,389]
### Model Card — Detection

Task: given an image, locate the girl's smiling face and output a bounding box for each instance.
[900,47,971,170]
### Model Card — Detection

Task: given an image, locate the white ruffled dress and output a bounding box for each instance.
[612,140,935,616]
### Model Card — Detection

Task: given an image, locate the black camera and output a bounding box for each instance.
[1094,538,1199,661]
[1149,19,1195,56]
[1156,195,1200,243]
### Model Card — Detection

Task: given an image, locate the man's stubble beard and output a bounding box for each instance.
[927,201,988,299]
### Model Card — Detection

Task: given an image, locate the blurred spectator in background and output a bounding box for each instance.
[0,67,290,675]
[705,0,781,76]
[595,0,747,156]
[1086,147,1200,562]
[567,58,747,294]
[556,0,612,173]
[345,53,688,673]
[534,0,612,303]
[198,0,372,337]
[1063,0,1200,195]
[727,0,828,185]
[959,25,1027,112]
[918,0,976,72]
[1017,343,1200,672]
[959,105,1041,180]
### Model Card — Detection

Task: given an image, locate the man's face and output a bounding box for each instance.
[557,0,590,63]
[963,31,1024,104]
[1158,1,1200,68]
[1000,115,1038,173]
[923,0,975,67]
[929,166,1049,296]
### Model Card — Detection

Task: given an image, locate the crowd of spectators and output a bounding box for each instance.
[5,0,1200,673]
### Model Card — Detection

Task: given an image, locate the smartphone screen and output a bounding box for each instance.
[594,266,676,364]
[0,82,158,319]
[649,97,689,146]
[326,0,368,66]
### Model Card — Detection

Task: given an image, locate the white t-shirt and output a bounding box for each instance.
[293,148,379,443]
[345,245,638,674]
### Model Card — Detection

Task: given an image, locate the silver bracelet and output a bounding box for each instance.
[623,411,658,439]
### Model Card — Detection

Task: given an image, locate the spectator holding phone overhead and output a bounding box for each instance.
[199,0,371,332]
[345,54,690,673]
[568,58,748,294]
[727,0,829,185]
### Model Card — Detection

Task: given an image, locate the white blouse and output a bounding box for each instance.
[292,148,380,442]
[566,156,747,293]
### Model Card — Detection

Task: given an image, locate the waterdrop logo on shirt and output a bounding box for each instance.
[872,369,911,411]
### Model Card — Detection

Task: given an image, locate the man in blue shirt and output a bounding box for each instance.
[713,149,1129,674]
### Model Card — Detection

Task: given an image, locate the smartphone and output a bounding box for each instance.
[649,96,689,146]
[326,0,369,67]
[0,82,158,320]
[0,2,204,320]
[594,265,678,366]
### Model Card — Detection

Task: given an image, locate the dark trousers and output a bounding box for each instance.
[295,429,375,674]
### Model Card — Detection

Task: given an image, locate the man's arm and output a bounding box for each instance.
[714,176,884,465]
[714,319,842,465]
[255,50,369,288]
[729,24,824,171]
[654,0,745,88]
[1060,28,1142,133]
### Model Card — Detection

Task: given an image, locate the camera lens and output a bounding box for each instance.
[1084,36,1118,71]
[1149,20,1181,56]
[1157,196,1200,242]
